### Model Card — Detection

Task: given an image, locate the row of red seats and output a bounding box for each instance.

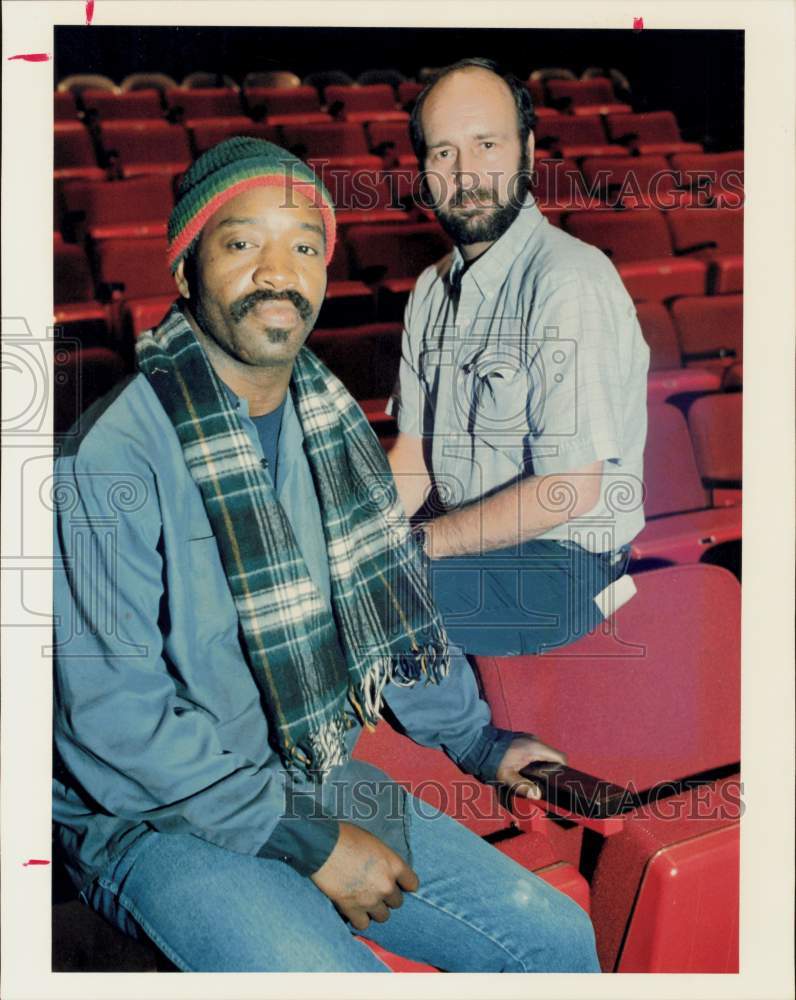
[55,108,705,181]
[55,82,424,125]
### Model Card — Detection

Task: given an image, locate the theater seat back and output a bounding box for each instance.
[475,564,740,793]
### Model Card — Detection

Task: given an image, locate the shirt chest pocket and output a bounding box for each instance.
[458,357,534,447]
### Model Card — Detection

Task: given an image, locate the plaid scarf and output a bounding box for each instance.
[136,307,449,776]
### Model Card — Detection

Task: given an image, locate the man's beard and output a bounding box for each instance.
[431,146,531,246]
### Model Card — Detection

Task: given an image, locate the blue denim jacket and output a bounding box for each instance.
[53,369,512,892]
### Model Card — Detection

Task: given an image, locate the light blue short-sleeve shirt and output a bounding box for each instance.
[388,197,650,552]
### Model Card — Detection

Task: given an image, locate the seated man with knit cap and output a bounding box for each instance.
[52,137,600,973]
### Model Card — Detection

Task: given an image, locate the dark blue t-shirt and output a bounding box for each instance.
[252,398,286,482]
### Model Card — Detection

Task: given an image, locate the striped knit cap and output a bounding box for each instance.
[167,137,336,273]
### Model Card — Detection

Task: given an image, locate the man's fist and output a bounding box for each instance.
[310,821,419,931]
[495,734,568,800]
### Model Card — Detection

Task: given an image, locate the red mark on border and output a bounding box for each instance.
[86,0,95,25]
[633,17,644,30]
[23,859,51,866]
[7,53,51,62]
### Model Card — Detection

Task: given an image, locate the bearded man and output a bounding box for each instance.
[388,58,650,656]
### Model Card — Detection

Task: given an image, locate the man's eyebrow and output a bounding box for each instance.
[299,222,325,238]
[216,217,258,228]
[426,132,503,149]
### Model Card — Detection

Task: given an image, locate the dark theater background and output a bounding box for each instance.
[52,23,744,977]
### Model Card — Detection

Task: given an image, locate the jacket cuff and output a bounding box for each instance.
[257,790,341,877]
[456,724,519,785]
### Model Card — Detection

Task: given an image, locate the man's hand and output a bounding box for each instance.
[310,821,419,931]
[495,734,568,800]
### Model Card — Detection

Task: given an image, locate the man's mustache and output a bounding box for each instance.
[449,188,500,209]
[229,289,314,324]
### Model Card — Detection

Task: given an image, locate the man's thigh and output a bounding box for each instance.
[429,540,618,655]
[357,797,600,973]
[85,831,389,973]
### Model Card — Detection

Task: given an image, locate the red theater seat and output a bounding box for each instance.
[167,87,243,120]
[92,235,175,301]
[670,294,742,373]
[546,77,631,115]
[580,155,693,209]
[631,403,741,563]
[314,281,376,329]
[563,209,707,301]
[54,122,104,181]
[325,84,408,123]
[99,120,192,177]
[309,323,402,402]
[367,120,414,160]
[188,119,282,155]
[281,122,370,160]
[532,157,594,211]
[81,88,164,120]
[398,81,424,106]
[670,151,744,205]
[55,91,78,121]
[59,175,173,241]
[475,563,740,972]
[534,115,626,159]
[308,160,408,225]
[244,85,330,124]
[121,295,175,339]
[688,392,742,496]
[636,301,682,370]
[345,222,452,319]
[53,243,111,337]
[666,207,743,293]
[605,111,703,156]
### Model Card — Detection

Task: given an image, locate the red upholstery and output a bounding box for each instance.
[54,243,98,304]
[167,87,242,120]
[475,564,741,793]
[646,368,721,405]
[670,150,744,204]
[635,301,682,370]
[92,235,174,300]
[605,111,703,155]
[55,122,104,181]
[722,361,743,390]
[59,175,173,240]
[631,403,741,562]
[642,402,710,517]
[580,155,693,209]
[309,323,401,400]
[397,81,424,105]
[531,157,594,210]
[592,776,740,972]
[99,120,191,177]
[546,77,630,115]
[666,207,743,293]
[282,122,370,159]
[307,160,408,225]
[245,84,324,121]
[563,209,707,300]
[534,114,625,158]
[670,293,742,371]
[81,88,164,120]
[367,120,415,159]
[688,392,742,485]
[346,222,451,281]
[189,119,281,155]
[121,295,175,338]
[55,91,78,121]
[325,84,408,123]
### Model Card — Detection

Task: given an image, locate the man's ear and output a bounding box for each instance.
[526,130,535,169]
[174,258,190,299]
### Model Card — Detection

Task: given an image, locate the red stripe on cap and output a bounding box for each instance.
[168,174,336,268]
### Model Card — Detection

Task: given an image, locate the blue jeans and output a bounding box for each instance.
[429,539,632,656]
[83,796,600,973]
